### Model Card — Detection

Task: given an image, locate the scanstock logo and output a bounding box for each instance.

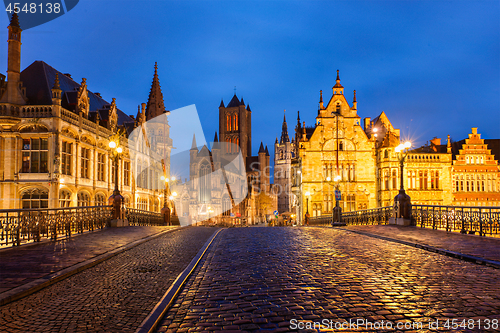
[128,105,248,225]
[4,1,79,30]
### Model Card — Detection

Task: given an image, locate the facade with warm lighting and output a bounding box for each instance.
[0,14,167,211]
[289,72,500,222]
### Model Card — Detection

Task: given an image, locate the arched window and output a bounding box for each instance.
[233,114,238,131]
[77,192,91,207]
[392,169,397,189]
[227,115,231,131]
[95,193,106,206]
[59,190,72,207]
[22,188,49,209]
[199,161,211,203]
[222,195,231,216]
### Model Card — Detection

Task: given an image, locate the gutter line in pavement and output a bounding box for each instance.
[135,228,224,333]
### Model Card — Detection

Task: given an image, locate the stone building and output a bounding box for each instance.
[182,94,277,225]
[0,13,170,211]
[274,112,296,213]
[291,70,500,223]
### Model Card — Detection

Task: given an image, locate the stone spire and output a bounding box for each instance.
[447,134,452,154]
[319,90,324,110]
[1,12,26,105]
[352,90,357,109]
[51,73,62,105]
[145,62,166,120]
[332,69,344,95]
[280,110,289,144]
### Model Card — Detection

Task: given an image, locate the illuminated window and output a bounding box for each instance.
[124,161,130,186]
[95,193,106,206]
[97,153,105,181]
[61,141,72,175]
[77,192,90,206]
[22,138,48,173]
[59,190,71,207]
[80,147,90,179]
[22,188,49,209]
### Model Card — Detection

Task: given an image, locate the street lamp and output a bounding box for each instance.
[394,141,412,223]
[326,175,342,225]
[304,191,311,225]
[108,139,124,224]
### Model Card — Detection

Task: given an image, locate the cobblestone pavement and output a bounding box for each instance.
[157,227,500,332]
[343,225,500,263]
[0,227,217,333]
[0,226,177,294]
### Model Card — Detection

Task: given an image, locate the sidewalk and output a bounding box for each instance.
[340,224,500,267]
[0,226,179,305]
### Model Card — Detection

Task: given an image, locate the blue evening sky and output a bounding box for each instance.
[1,0,499,155]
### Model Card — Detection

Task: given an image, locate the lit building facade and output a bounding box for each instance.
[290,71,500,222]
[0,14,170,211]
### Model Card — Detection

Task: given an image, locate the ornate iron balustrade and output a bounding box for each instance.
[309,206,392,226]
[342,206,393,225]
[125,208,163,226]
[412,204,500,237]
[0,206,111,247]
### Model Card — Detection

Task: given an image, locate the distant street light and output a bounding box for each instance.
[394,141,412,222]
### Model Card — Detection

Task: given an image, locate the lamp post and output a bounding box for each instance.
[393,141,412,224]
[108,139,126,226]
[326,175,342,225]
[304,191,310,225]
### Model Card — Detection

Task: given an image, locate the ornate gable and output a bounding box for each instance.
[77,78,90,118]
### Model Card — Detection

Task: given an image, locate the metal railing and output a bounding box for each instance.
[412,205,500,237]
[125,208,163,226]
[309,206,392,226]
[308,204,500,238]
[342,206,393,225]
[0,205,111,247]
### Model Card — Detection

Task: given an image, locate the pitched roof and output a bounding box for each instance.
[20,61,131,125]
[227,94,241,108]
[258,142,265,153]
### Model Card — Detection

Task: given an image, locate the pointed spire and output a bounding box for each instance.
[447,134,452,154]
[214,131,219,142]
[333,69,344,89]
[319,90,324,109]
[191,134,197,150]
[53,73,60,90]
[280,109,289,144]
[240,97,245,105]
[219,99,225,108]
[9,12,20,28]
[265,145,270,156]
[246,104,251,112]
[352,89,357,110]
[145,62,166,120]
[275,137,278,144]
[353,90,357,103]
[258,142,265,154]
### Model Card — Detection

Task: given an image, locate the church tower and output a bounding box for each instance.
[219,94,252,161]
[274,111,295,213]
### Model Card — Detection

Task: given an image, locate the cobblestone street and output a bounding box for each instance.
[157,227,500,332]
[0,227,217,333]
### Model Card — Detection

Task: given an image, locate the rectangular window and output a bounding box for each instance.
[97,153,105,181]
[21,138,48,173]
[81,147,90,179]
[124,161,130,186]
[61,141,72,175]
